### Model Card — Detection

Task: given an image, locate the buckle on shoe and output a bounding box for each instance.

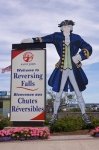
[82,113,91,125]
[49,114,58,125]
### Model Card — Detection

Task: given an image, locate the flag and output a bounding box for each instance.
[0,68,2,73]
[1,65,11,73]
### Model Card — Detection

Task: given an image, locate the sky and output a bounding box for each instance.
[0,0,99,103]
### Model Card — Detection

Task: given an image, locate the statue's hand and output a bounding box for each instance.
[55,59,61,68]
[21,38,34,43]
[72,54,82,64]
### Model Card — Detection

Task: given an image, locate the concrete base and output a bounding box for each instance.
[12,121,45,127]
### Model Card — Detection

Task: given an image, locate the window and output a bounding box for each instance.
[0,102,3,108]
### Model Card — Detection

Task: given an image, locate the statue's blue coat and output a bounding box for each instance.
[42,32,92,92]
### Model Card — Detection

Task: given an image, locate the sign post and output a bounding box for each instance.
[11,43,46,126]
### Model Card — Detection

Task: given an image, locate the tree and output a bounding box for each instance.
[46,90,77,112]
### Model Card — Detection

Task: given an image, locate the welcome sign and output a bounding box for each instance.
[11,49,46,121]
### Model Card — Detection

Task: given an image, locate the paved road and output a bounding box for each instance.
[0,135,99,150]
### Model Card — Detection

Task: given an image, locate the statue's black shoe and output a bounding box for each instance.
[49,114,58,125]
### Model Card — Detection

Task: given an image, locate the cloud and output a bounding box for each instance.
[0,73,10,90]
[0,0,99,103]
[0,0,99,72]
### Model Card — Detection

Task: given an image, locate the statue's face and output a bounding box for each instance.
[61,25,73,33]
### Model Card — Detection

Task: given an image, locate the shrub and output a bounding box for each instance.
[48,116,99,133]
[90,126,99,137]
[92,117,99,127]
[50,116,83,132]
[0,118,12,130]
[0,127,50,141]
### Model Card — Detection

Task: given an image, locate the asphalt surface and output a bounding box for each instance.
[0,135,99,150]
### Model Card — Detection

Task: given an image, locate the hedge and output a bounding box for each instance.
[46,116,99,132]
[0,116,99,133]
[0,118,12,130]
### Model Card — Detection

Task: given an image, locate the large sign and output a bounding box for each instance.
[11,49,46,121]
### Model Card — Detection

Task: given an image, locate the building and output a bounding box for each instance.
[0,91,10,117]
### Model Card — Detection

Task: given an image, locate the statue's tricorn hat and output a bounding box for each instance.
[58,20,75,27]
